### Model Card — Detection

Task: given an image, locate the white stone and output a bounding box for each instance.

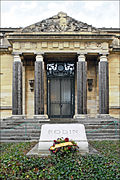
[36,54,43,62]
[38,124,89,154]
[78,54,85,62]
[14,55,21,62]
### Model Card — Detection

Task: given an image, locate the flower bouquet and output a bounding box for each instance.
[49,137,79,155]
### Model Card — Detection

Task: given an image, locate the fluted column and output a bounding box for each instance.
[34,54,44,115]
[77,54,87,114]
[99,54,109,114]
[12,55,22,115]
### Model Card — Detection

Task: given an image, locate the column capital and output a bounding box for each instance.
[100,54,108,62]
[13,55,21,62]
[36,53,44,62]
[78,53,86,62]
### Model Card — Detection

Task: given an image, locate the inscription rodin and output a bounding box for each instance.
[48,129,79,135]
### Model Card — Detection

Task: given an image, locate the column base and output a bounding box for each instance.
[11,115,26,121]
[74,114,88,120]
[96,114,110,118]
[34,114,50,122]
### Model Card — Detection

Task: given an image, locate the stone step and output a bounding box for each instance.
[1,138,119,143]
[1,128,119,134]
[1,126,118,132]
[1,132,40,138]
[1,133,119,138]
[88,138,119,141]
[0,140,38,143]
[86,133,119,136]
[0,125,41,129]
[0,129,41,133]
[85,125,119,129]
[0,136,39,140]
[1,130,119,137]
[86,130,120,134]
[87,136,119,139]
[2,117,119,123]
[1,121,119,127]
[0,136,119,142]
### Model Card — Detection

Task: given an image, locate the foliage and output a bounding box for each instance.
[49,137,79,156]
[90,140,120,162]
[0,141,120,180]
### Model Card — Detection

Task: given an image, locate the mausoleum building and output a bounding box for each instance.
[0,12,120,120]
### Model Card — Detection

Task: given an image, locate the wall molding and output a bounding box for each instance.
[0,106,12,110]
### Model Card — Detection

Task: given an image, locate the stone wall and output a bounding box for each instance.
[109,53,120,118]
[87,59,98,116]
[0,54,13,118]
[25,66,34,118]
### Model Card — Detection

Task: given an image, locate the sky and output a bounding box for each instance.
[1,0,119,28]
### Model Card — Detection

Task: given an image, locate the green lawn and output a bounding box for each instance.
[0,141,119,180]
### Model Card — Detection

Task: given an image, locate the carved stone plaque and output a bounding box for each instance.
[38,124,89,154]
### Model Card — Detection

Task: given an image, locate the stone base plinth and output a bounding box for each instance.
[34,114,50,121]
[74,114,88,119]
[12,115,26,120]
[96,114,110,118]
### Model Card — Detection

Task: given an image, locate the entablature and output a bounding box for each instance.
[11,40,109,55]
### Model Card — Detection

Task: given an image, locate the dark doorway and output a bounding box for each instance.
[47,63,75,118]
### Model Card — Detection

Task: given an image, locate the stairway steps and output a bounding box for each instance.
[86,129,119,132]
[2,122,118,127]
[87,138,119,141]
[0,136,40,139]
[1,132,40,136]
[0,129,41,133]
[1,117,119,142]
[87,136,119,139]
[1,129,119,134]
[86,133,119,136]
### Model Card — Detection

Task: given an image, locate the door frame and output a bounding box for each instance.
[47,76,75,118]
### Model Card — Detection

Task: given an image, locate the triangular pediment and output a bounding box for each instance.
[22,12,99,33]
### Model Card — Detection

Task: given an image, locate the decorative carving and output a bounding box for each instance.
[25,42,31,50]
[29,80,34,92]
[53,42,59,48]
[41,42,48,48]
[101,42,108,50]
[47,63,75,77]
[13,43,20,50]
[86,42,101,50]
[22,12,99,33]
[87,79,93,92]
[74,42,80,48]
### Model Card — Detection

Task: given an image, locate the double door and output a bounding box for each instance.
[48,77,74,118]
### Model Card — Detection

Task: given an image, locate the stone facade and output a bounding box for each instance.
[0,12,120,119]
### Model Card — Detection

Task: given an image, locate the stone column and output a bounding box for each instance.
[99,54,109,114]
[76,54,87,116]
[22,65,25,115]
[34,54,44,115]
[34,54,49,121]
[12,55,23,115]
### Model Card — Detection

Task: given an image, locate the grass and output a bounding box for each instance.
[0,141,120,180]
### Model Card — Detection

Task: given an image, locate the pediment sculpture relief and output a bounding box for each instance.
[22,12,99,33]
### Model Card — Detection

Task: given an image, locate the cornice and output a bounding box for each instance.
[7,33,114,43]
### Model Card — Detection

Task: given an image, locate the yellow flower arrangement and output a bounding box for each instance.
[50,142,73,150]
[49,137,79,155]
